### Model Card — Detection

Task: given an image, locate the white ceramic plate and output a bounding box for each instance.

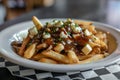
[0,19,120,72]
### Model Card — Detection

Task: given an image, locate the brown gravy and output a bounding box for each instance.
[97,29,117,54]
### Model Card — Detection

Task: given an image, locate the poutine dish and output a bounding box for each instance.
[11,16,110,64]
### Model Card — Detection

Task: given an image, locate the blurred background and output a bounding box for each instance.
[0,0,120,27]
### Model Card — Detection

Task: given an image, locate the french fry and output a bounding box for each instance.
[37,43,48,50]
[100,40,108,50]
[41,50,69,64]
[39,58,58,64]
[46,45,53,50]
[32,16,43,30]
[78,54,91,61]
[79,54,104,64]
[88,25,96,34]
[54,43,64,52]
[74,20,92,26]
[91,47,101,54]
[24,43,36,59]
[32,53,46,60]
[88,41,100,48]
[67,50,79,64]
[78,47,101,61]
[18,35,31,56]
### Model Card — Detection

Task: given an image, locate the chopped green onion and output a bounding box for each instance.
[75,24,79,27]
[51,27,57,33]
[45,31,50,35]
[46,22,49,25]
[58,37,63,42]
[67,32,71,35]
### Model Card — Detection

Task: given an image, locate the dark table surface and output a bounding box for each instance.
[0,0,120,80]
[0,0,120,30]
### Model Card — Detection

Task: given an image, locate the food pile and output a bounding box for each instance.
[11,16,109,64]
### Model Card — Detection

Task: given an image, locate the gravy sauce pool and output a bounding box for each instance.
[107,33,117,53]
[97,29,117,54]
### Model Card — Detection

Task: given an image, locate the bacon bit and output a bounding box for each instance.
[74,36,89,46]
[44,38,53,45]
